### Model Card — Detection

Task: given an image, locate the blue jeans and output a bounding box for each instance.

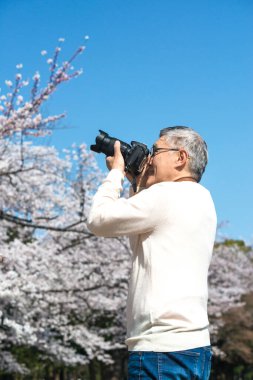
[128,346,212,379]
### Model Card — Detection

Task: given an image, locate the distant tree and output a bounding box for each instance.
[210,292,253,379]
[208,241,253,361]
[219,292,253,363]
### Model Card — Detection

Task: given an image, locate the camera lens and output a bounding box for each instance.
[90,130,131,158]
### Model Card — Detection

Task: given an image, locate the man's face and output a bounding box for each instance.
[144,136,180,188]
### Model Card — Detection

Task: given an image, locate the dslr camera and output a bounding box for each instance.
[90,130,150,176]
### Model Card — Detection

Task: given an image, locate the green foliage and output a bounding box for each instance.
[215,239,252,253]
[4,226,35,244]
[0,345,91,380]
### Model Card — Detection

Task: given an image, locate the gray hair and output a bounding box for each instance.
[159,126,208,182]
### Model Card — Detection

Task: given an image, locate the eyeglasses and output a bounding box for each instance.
[150,145,179,157]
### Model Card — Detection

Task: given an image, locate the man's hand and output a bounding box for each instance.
[126,158,151,192]
[106,141,125,173]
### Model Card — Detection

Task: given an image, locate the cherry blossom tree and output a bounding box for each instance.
[0,37,92,243]
[0,138,131,376]
[0,39,131,378]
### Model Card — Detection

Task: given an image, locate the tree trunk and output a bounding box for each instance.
[89,360,97,380]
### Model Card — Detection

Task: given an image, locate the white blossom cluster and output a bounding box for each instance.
[0,40,85,138]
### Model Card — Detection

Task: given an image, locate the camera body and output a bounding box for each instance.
[90,130,150,176]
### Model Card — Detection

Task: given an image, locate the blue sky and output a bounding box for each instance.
[0,0,252,243]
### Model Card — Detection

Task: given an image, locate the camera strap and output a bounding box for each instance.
[131,176,137,193]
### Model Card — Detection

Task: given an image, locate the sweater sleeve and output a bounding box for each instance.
[87,169,160,237]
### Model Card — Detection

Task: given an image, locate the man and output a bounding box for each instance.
[88,126,217,379]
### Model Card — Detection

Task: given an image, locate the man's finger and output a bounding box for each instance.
[114,140,121,156]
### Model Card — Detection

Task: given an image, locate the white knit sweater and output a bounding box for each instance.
[88,169,217,352]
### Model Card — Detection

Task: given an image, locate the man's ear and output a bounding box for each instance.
[176,149,188,167]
